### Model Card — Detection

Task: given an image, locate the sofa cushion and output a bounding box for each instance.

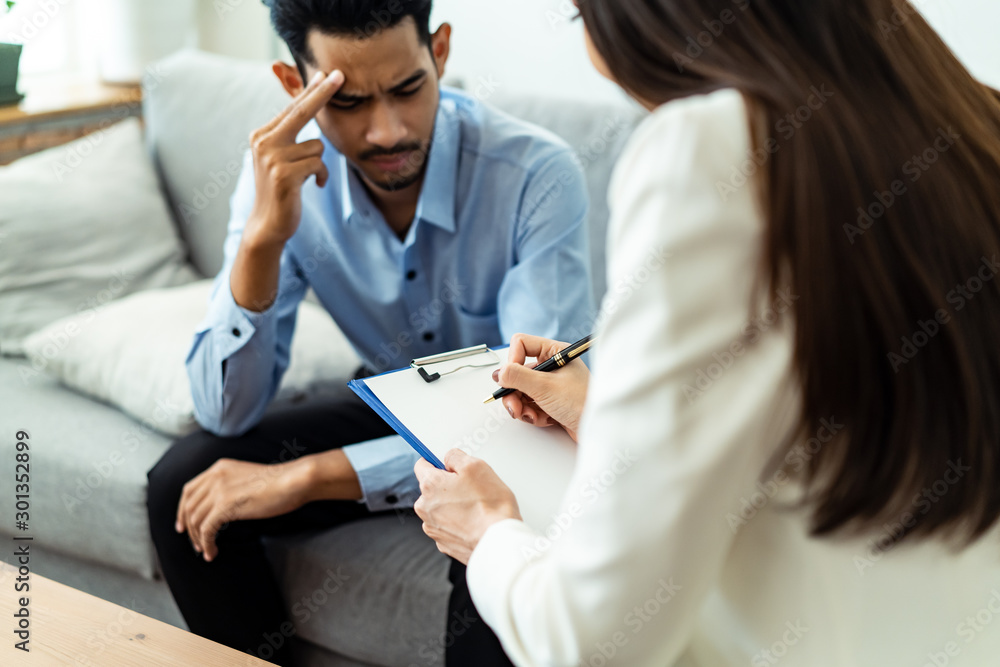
[143,50,288,278]
[0,350,446,667]
[0,118,199,356]
[0,357,173,578]
[21,280,362,437]
[1,347,447,664]
[265,514,451,667]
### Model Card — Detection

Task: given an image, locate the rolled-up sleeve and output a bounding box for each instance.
[185,151,309,437]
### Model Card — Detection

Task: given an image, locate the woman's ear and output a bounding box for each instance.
[431,23,452,79]
[272,61,306,98]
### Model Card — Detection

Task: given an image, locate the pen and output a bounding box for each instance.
[483,333,596,404]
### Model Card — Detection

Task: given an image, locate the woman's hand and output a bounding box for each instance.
[496,333,591,442]
[414,450,522,565]
[175,458,313,562]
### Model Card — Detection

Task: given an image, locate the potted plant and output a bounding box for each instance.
[0,1,24,106]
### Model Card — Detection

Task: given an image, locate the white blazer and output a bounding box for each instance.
[466,88,1000,667]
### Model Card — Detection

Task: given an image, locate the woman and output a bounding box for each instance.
[414,1,1000,664]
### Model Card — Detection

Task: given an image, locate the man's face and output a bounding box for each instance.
[301,18,443,193]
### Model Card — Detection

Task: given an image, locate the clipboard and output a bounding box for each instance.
[349,345,577,530]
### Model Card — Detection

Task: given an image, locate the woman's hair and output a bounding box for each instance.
[579,0,1000,544]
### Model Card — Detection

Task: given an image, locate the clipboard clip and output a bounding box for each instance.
[410,344,500,383]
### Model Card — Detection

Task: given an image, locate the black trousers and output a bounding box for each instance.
[146,382,513,667]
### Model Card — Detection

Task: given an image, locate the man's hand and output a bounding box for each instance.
[175,458,313,562]
[230,69,345,313]
[414,450,521,565]
[244,69,345,250]
[496,333,591,442]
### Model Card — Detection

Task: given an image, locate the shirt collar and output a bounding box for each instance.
[413,98,461,233]
[337,96,461,234]
[339,156,373,224]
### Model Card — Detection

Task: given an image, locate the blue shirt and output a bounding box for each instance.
[186,88,595,511]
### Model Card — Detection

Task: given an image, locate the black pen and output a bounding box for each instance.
[484,334,596,404]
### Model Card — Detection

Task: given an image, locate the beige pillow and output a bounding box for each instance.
[0,118,199,355]
[20,280,361,437]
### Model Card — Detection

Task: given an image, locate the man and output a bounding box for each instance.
[145,0,593,665]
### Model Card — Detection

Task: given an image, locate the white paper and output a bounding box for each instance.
[365,348,577,531]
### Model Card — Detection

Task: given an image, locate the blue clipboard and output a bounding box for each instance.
[348,368,447,470]
[348,344,509,470]
[349,345,579,531]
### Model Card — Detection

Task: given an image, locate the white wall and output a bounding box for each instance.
[917,0,1000,88]
[428,0,1000,100]
[429,0,626,104]
[192,0,627,103]
[196,0,278,62]
[4,1,995,94]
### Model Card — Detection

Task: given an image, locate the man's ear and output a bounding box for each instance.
[430,23,452,80]
[273,61,306,98]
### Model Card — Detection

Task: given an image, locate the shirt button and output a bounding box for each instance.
[385,494,399,505]
[231,328,241,337]
[406,270,418,281]
[423,332,435,342]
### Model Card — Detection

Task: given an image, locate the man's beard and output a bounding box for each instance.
[360,140,430,192]
[368,169,425,192]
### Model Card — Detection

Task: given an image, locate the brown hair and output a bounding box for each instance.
[579,0,1000,544]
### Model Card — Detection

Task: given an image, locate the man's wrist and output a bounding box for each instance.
[292,450,364,503]
[231,222,286,313]
[240,226,287,261]
[285,456,320,505]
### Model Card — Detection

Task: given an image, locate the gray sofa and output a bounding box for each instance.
[0,50,642,666]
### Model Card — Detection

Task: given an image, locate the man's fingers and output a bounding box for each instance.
[257,69,328,136]
[284,157,329,189]
[275,70,345,141]
[175,489,189,533]
[182,482,212,530]
[176,478,206,533]
[187,498,214,552]
[315,161,330,189]
[280,139,325,162]
[200,516,222,561]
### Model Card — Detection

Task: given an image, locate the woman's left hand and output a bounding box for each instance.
[414,449,522,565]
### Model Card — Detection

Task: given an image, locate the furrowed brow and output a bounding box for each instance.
[328,70,428,104]
[330,90,370,104]
[389,70,427,93]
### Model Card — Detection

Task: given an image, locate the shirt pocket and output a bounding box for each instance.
[455,305,503,348]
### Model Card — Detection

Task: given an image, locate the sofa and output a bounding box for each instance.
[0,50,643,666]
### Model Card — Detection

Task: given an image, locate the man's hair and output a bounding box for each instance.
[266,0,433,66]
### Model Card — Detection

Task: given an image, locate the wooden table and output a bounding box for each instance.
[0,560,275,666]
[0,79,142,165]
